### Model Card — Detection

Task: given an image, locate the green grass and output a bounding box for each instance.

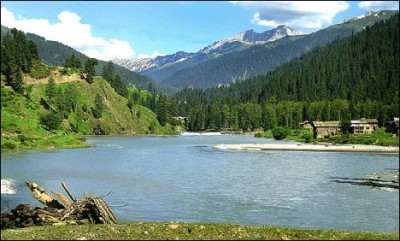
[255,129,314,143]
[59,66,82,76]
[319,129,399,146]
[1,222,398,240]
[254,130,273,138]
[286,129,314,143]
[1,86,87,151]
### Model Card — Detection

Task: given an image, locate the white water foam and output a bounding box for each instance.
[1,179,17,194]
[375,187,398,192]
[103,144,124,148]
[181,132,222,136]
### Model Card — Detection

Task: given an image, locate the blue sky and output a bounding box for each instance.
[1,1,399,60]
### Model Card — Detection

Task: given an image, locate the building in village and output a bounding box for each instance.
[299,121,341,139]
[385,117,399,136]
[299,121,313,131]
[351,118,379,134]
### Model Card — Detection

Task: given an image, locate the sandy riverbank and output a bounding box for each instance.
[214,143,400,153]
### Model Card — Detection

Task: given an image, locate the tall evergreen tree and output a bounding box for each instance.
[13,69,24,94]
[83,58,98,84]
[93,94,104,118]
[45,77,57,101]
[113,74,128,98]
[102,61,115,84]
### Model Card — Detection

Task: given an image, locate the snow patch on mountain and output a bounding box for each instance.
[112,58,156,72]
[342,10,383,23]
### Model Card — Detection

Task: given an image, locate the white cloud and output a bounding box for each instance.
[230,1,350,32]
[137,53,150,59]
[1,7,135,61]
[358,1,399,11]
[137,51,166,59]
[176,1,193,5]
[251,13,279,28]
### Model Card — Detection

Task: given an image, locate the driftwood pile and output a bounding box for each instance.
[1,181,118,230]
[330,169,399,190]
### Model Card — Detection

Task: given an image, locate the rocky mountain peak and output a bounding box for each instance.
[231,25,299,43]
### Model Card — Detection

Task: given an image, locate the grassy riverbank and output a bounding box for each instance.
[255,129,399,147]
[1,222,398,240]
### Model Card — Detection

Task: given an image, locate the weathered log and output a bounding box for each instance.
[60,208,77,221]
[61,182,77,203]
[35,208,62,217]
[37,214,62,224]
[26,182,65,209]
[92,197,118,224]
[52,192,72,209]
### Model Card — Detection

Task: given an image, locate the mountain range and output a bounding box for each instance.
[112,25,299,83]
[114,10,398,89]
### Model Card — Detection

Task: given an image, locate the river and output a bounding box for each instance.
[1,134,399,233]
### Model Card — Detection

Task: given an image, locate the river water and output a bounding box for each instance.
[1,134,399,233]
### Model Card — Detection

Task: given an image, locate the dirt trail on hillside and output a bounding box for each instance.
[24,69,84,85]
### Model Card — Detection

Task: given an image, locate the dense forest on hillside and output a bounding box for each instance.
[174,13,399,131]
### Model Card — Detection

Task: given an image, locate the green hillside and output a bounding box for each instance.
[1,70,177,152]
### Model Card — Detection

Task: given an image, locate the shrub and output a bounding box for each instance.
[29,60,52,79]
[149,121,157,133]
[40,112,63,130]
[17,134,26,142]
[301,132,313,143]
[292,129,300,136]
[2,141,17,149]
[272,127,289,140]
[254,131,273,138]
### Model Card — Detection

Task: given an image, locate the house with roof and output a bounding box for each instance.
[351,118,379,135]
[299,121,341,138]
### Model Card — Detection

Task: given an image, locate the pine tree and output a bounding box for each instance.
[113,74,128,98]
[83,58,98,84]
[13,69,24,94]
[64,84,79,112]
[93,94,104,118]
[45,77,57,101]
[102,61,115,84]
[64,54,82,69]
